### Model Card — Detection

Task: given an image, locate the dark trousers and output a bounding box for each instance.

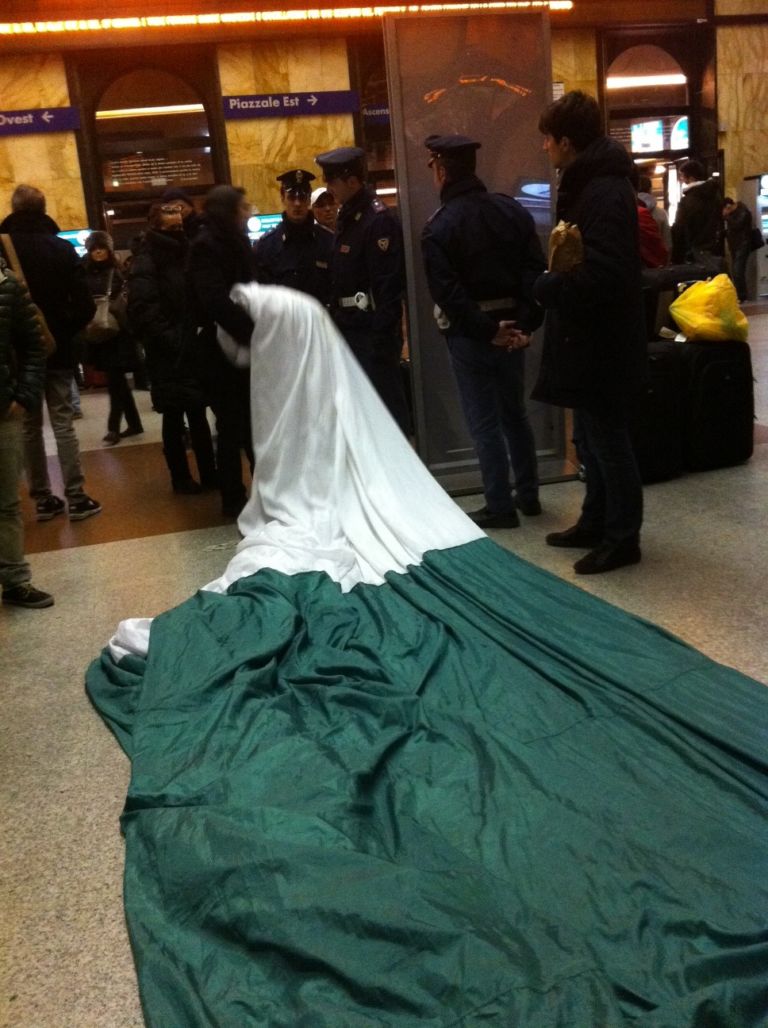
[344,329,411,436]
[447,334,539,513]
[106,368,142,435]
[573,406,643,543]
[210,367,254,510]
[731,245,750,302]
[162,406,216,487]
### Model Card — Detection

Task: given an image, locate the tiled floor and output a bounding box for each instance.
[2,305,767,1027]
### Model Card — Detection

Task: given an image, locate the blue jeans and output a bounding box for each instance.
[447,334,538,512]
[573,406,643,543]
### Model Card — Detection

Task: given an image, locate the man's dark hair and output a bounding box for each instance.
[11,184,46,214]
[538,91,602,151]
[723,196,735,206]
[638,175,653,193]
[679,159,706,182]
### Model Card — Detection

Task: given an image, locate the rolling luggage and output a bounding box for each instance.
[629,340,687,483]
[679,339,754,471]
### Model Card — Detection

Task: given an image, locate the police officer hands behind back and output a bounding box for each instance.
[252,169,332,305]
[314,146,411,435]
[421,134,546,531]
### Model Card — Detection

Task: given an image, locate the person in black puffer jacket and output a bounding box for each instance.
[82,231,144,446]
[186,185,255,518]
[534,91,645,576]
[0,256,53,607]
[128,202,216,493]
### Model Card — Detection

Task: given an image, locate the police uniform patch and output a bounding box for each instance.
[377,237,390,252]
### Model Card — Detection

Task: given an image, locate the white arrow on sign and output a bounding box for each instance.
[41,111,54,123]
[307,95,318,106]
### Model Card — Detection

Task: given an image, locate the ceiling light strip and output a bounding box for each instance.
[606,74,687,89]
[0,0,571,35]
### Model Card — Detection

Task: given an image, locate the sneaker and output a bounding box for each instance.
[68,495,102,521]
[467,506,520,529]
[35,495,66,522]
[516,496,542,516]
[2,583,54,608]
[573,539,641,575]
[546,524,603,548]
[103,432,120,446]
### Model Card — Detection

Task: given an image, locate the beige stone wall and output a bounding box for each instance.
[551,28,598,97]
[0,54,87,229]
[715,0,768,14]
[717,24,768,199]
[218,40,354,215]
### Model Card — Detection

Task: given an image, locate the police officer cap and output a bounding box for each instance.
[276,169,315,195]
[425,134,481,158]
[315,146,366,177]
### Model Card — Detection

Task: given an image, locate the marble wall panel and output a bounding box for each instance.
[219,39,354,214]
[551,28,598,96]
[717,25,768,197]
[0,53,87,228]
[715,0,768,14]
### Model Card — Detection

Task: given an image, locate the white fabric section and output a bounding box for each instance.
[204,283,483,594]
[107,283,482,661]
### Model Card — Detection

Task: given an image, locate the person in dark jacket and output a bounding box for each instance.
[186,185,255,517]
[534,91,645,575]
[314,146,411,434]
[421,134,546,530]
[128,202,216,493]
[161,187,204,241]
[722,196,754,302]
[0,256,53,607]
[670,159,724,268]
[82,230,144,446]
[253,169,332,305]
[0,185,100,522]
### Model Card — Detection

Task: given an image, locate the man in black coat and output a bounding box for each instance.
[186,185,255,517]
[671,158,724,268]
[534,91,645,575]
[253,169,332,305]
[314,146,410,434]
[0,185,100,522]
[421,134,546,530]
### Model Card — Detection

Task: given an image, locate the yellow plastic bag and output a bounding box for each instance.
[668,274,749,343]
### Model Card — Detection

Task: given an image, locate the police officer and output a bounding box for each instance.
[314,146,410,434]
[421,134,546,529]
[252,169,332,305]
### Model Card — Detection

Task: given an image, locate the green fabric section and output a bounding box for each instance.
[86,539,768,1027]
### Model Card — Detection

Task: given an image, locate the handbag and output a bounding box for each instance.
[0,232,57,356]
[83,269,121,344]
[749,226,765,252]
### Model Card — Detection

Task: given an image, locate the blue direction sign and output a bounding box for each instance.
[223,91,358,120]
[0,106,80,137]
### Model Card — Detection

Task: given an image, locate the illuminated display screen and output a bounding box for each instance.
[58,229,92,256]
[630,120,664,153]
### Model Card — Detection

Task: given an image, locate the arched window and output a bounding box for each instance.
[605,45,688,110]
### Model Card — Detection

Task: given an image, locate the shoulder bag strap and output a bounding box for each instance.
[0,233,28,288]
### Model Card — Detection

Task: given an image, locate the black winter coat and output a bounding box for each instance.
[82,258,135,372]
[253,213,333,305]
[0,264,47,415]
[0,210,95,371]
[421,175,546,340]
[128,229,202,412]
[670,178,724,264]
[532,136,646,413]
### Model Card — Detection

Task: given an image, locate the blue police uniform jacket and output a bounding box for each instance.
[329,185,404,339]
[421,175,546,341]
[253,213,333,305]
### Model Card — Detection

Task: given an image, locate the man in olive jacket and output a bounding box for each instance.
[0,257,53,607]
[534,91,645,575]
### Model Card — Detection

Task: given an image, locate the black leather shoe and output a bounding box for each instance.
[516,497,542,516]
[546,524,603,548]
[573,539,641,575]
[468,506,520,529]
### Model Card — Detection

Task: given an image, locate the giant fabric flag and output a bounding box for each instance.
[88,285,768,1027]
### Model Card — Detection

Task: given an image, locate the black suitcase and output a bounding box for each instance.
[679,339,754,471]
[629,340,687,483]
